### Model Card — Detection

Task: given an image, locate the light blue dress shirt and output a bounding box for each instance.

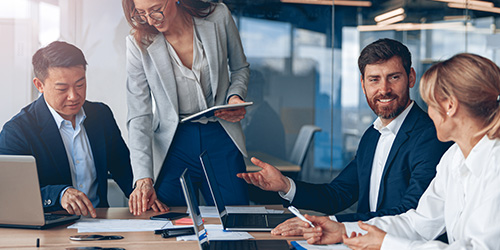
[46,100,99,207]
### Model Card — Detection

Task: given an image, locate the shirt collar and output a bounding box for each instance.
[461,135,498,177]
[373,101,414,135]
[45,98,86,129]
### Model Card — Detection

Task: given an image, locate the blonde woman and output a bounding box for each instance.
[301,53,500,249]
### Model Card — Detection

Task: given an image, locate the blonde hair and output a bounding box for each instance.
[420,53,500,139]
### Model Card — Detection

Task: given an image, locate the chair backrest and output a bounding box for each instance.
[288,125,322,167]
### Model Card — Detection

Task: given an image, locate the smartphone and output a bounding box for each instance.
[160,227,195,238]
[69,235,124,241]
[150,212,189,221]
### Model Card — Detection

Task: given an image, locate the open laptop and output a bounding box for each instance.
[199,151,294,231]
[0,155,80,229]
[180,168,290,250]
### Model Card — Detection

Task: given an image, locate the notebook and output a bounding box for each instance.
[179,168,289,250]
[199,151,294,231]
[0,155,80,229]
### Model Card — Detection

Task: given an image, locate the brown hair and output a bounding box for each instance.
[122,0,215,49]
[32,41,87,82]
[420,53,500,139]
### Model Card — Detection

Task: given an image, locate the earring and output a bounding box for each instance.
[176,0,180,4]
[446,111,450,116]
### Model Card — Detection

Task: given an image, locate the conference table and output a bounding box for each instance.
[245,151,300,173]
[0,206,304,250]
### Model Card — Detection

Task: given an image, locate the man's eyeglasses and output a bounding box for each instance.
[132,0,168,25]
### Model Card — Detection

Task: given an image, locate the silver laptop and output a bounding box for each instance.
[199,151,294,231]
[179,168,289,250]
[0,155,80,229]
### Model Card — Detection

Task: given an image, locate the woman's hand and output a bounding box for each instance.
[129,178,169,216]
[302,214,347,245]
[215,95,246,122]
[342,221,386,250]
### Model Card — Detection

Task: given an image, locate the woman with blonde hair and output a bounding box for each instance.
[301,53,500,249]
[122,0,250,215]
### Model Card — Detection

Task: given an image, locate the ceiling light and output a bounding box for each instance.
[448,2,500,14]
[279,0,372,7]
[374,8,405,22]
[377,14,406,26]
[433,0,494,8]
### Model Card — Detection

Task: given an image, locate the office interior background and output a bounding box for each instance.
[1,0,500,200]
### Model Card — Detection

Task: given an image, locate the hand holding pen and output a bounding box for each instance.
[287,206,315,228]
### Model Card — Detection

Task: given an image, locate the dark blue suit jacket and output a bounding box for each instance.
[0,96,133,212]
[290,104,452,222]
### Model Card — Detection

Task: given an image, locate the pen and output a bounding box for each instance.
[287,206,315,228]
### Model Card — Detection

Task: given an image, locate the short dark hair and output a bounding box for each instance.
[32,41,87,81]
[358,38,412,77]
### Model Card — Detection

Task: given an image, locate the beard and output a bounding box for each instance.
[366,91,410,120]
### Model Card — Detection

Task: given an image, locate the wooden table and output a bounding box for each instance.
[0,206,302,249]
[245,151,300,172]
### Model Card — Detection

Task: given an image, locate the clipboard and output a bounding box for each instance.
[180,102,253,123]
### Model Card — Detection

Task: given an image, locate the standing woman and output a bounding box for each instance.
[122,0,250,215]
[303,53,500,249]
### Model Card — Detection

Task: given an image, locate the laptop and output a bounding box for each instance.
[179,168,290,250]
[199,151,294,231]
[0,155,80,229]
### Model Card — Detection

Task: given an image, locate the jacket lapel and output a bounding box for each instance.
[358,127,380,212]
[194,17,220,100]
[376,105,419,209]
[34,96,72,182]
[82,102,106,192]
[147,33,179,114]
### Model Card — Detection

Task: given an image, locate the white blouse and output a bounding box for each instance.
[345,135,500,249]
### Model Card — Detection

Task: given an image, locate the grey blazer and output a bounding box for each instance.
[125,3,250,183]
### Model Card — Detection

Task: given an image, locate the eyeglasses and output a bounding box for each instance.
[132,0,168,25]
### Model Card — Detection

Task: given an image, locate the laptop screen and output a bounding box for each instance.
[180,168,209,250]
[0,155,45,226]
[199,151,228,219]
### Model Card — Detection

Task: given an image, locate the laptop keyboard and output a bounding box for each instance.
[228,214,268,227]
[210,240,257,250]
[44,213,68,222]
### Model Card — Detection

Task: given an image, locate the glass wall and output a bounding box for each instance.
[228,0,500,183]
[2,0,500,186]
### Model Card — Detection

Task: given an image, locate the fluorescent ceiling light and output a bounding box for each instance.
[448,2,500,13]
[280,0,372,7]
[358,22,465,32]
[377,14,406,26]
[374,7,405,22]
[433,0,494,8]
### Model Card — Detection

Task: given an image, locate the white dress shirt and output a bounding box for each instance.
[167,24,215,124]
[345,135,500,249]
[280,102,414,217]
[46,100,99,207]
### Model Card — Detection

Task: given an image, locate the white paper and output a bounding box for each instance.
[68,218,172,233]
[176,224,254,241]
[226,206,268,214]
[292,240,350,249]
[199,206,220,218]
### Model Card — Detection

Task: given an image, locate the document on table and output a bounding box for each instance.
[177,224,254,241]
[68,218,173,233]
[199,206,268,218]
[291,241,350,250]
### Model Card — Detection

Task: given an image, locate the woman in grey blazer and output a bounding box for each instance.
[122,0,250,215]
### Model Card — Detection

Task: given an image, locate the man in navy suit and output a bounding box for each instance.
[0,41,133,218]
[238,38,452,236]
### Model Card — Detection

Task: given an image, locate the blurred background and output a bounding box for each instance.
[2,0,500,190]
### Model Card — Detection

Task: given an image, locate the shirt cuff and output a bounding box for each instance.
[278,177,296,202]
[380,233,413,250]
[60,186,72,203]
[329,215,338,222]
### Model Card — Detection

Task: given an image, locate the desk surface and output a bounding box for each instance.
[245,151,300,172]
[0,206,302,249]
